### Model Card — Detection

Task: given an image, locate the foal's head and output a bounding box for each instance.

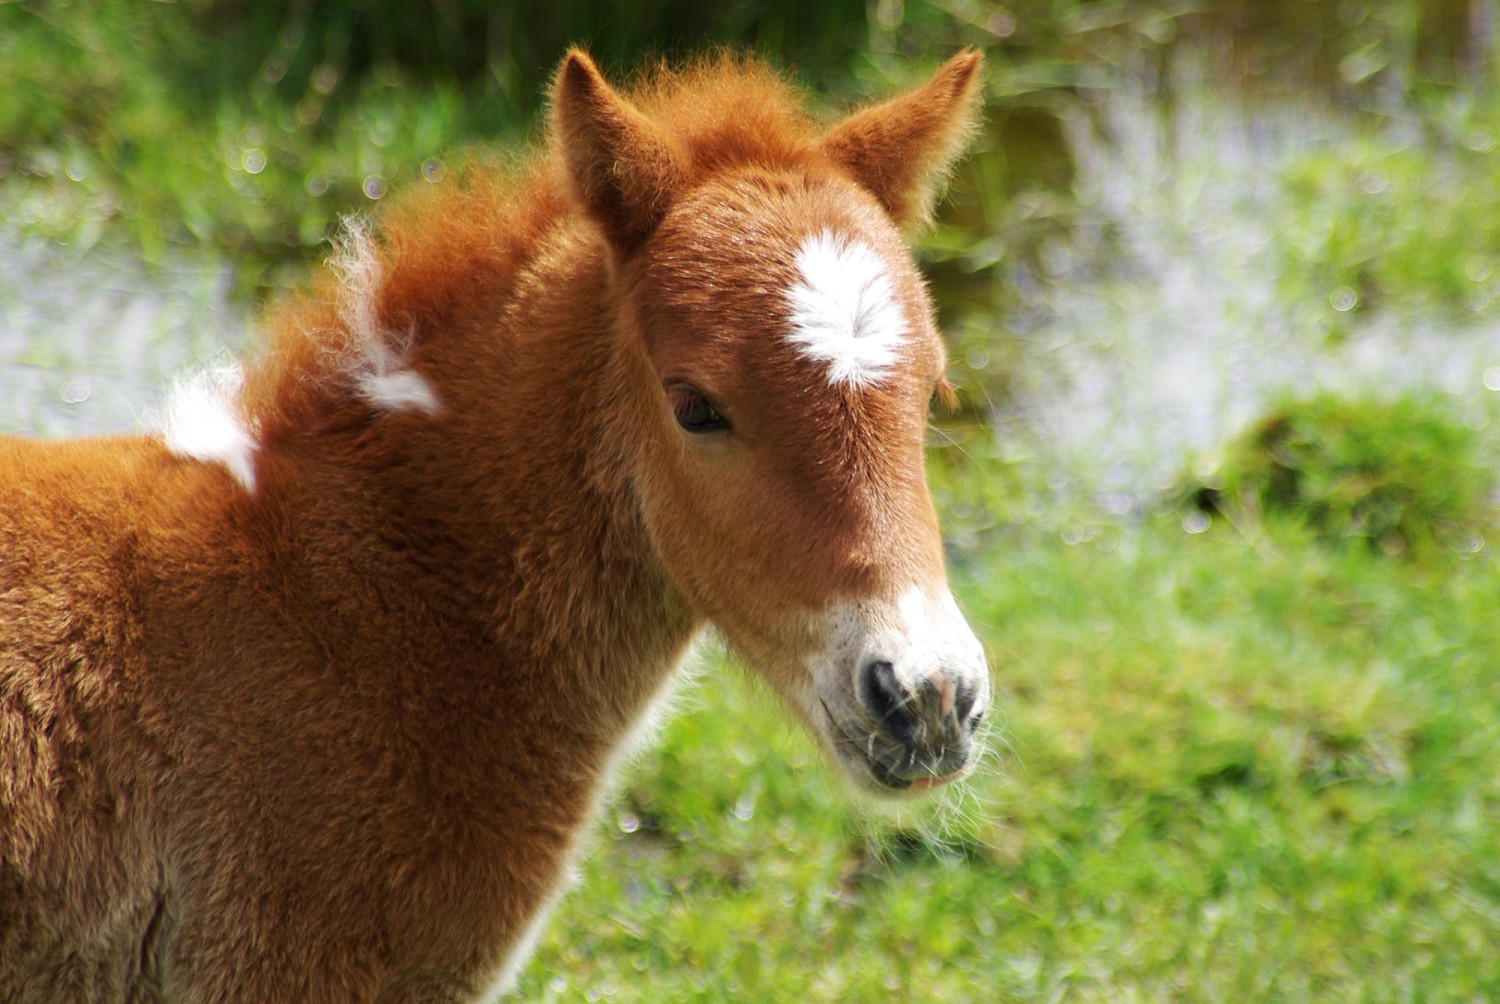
[556,51,989,795]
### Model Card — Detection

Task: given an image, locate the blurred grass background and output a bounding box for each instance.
[2,0,1499,1000]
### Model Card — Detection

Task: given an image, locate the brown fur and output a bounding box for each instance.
[0,50,983,1001]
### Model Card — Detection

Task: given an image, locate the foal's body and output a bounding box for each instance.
[0,52,988,1001]
[1,227,683,999]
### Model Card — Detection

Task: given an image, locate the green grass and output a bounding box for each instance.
[518,511,1500,1000]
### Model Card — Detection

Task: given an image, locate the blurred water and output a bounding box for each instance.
[0,230,249,437]
[993,67,1500,509]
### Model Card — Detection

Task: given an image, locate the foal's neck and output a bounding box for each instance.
[261,224,697,758]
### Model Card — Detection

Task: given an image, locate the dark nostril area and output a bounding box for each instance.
[953,680,979,724]
[859,660,914,743]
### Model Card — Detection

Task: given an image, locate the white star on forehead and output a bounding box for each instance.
[784,230,908,388]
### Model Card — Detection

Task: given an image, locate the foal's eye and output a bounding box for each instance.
[667,385,729,434]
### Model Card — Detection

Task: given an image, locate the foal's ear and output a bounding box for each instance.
[553,49,684,252]
[819,51,984,227]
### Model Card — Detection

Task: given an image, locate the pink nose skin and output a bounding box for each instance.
[934,671,957,719]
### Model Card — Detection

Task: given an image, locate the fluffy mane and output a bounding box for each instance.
[204,55,826,461]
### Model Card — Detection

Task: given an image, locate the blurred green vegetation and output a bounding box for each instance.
[4,1,1500,1000]
[1276,128,1500,333]
[1182,392,1497,557]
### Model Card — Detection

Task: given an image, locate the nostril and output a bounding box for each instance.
[859,660,914,743]
[953,680,979,724]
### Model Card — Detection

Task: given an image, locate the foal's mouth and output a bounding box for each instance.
[818,698,970,794]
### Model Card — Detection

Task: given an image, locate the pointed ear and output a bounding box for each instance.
[819,51,984,227]
[552,49,684,252]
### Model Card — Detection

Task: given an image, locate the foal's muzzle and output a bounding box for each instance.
[810,584,989,794]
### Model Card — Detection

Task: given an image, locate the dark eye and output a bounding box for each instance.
[667,385,729,434]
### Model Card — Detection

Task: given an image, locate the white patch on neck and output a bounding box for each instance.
[329,219,441,415]
[358,369,440,413]
[784,230,908,388]
[160,360,258,492]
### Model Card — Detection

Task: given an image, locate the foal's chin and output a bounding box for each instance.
[842,755,974,800]
[813,705,976,800]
